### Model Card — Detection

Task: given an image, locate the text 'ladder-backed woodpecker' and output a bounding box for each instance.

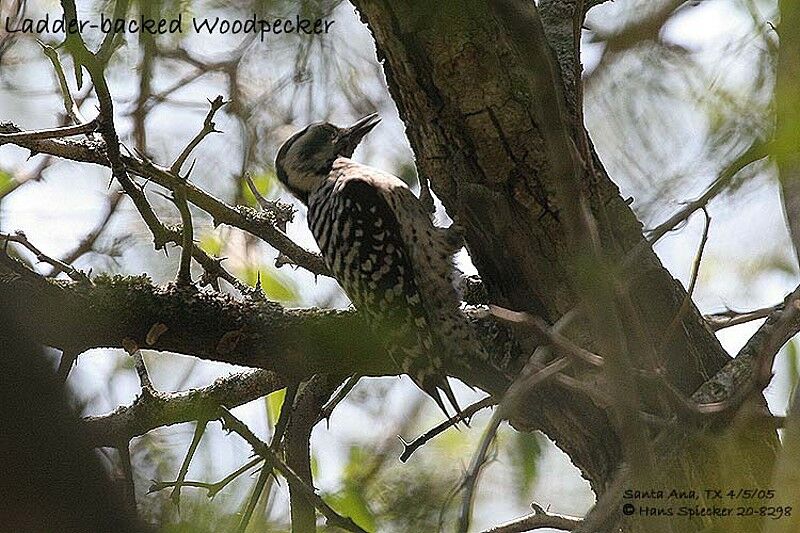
[275,113,487,418]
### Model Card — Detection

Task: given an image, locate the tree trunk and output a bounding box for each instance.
[351,0,777,519]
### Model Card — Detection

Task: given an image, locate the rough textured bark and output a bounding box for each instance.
[0,268,518,394]
[285,377,336,533]
[350,0,776,497]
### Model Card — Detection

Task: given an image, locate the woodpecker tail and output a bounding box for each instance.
[418,373,470,427]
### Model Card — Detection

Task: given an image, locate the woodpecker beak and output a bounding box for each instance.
[338,113,381,156]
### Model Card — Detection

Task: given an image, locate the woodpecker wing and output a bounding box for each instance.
[309,158,463,418]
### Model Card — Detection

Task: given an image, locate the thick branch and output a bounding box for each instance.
[0,269,514,395]
[81,369,283,447]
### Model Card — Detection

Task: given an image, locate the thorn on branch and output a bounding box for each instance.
[148,457,264,500]
[170,95,227,175]
[170,418,210,508]
[0,230,91,283]
[399,396,496,462]
[480,502,583,533]
[218,407,370,533]
[243,172,296,232]
[316,375,361,428]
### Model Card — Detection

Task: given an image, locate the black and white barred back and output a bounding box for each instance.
[307,157,485,417]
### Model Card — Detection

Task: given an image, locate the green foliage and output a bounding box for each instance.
[266,387,286,425]
[198,231,223,257]
[373,461,460,531]
[510,431,543,503]
[240,265,296,303]
[0,169,13,197]
[240,172,277,209]
[156,495,276,532]
[324,446,377,531]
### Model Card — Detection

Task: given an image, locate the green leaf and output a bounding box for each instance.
[198,230,223,257]
[325,446,377,531]
[0,169,15,197]
[511,431,542,502]
[241,266,297,303]
[241,172,276,208]
[266,387,286,425]
[326,487,376,532]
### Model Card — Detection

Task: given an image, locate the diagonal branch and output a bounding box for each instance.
[399,396,496,462]
[219,407,370,533]
[2,231,89,282]
[0,121,327,276]
[647,140,769,243]
[171,95,226,175]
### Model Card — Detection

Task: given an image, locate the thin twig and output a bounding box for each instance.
[646,140,769,243]
[658,208,711,352]
[236,462,273,533]
[456,356,570,533]
[124,342,155,395]
[316,375,361,427]
[171,95,226,175]
[457,309,578,533]
[399,396,496,462]
[149,457,263,499]
[245,172,272,210]
[1,231,89,282]
[704,303,782,331]
[0,116,98,144]
[218,407,370,533]
[170,418,209,506]
[0,123,327,275]
[38,39,87,125]
[481,503,582,533]
[489,305,603,367]
[47,191,124,277]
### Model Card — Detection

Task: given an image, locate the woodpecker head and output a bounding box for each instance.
[275,113,381,204]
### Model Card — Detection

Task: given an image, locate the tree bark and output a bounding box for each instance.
[350,0,776,504]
